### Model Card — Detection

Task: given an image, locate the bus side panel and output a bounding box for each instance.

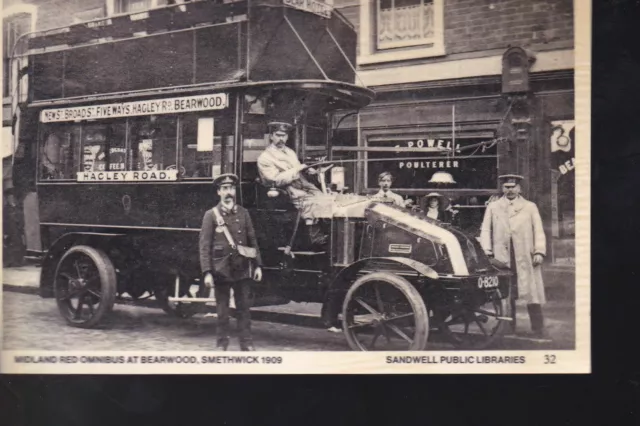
[38,182,216,230]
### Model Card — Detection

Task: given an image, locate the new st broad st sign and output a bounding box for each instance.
[283,0,333,18]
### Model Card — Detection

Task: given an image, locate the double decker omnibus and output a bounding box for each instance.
[11,0,512,351]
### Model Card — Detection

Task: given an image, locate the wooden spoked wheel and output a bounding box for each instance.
[342,272,429,351]
[438,289,508,349]
[54,245,117,328]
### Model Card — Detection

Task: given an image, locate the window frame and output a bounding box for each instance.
[37,108,238,182]
[105,0,186,16]
[362,133,499,193]
[358,0,444,65]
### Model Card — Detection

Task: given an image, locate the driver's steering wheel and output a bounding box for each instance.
[300,160,338,193]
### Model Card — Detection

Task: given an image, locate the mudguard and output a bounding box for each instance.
[330,256,438,292]
[320,257,438,326]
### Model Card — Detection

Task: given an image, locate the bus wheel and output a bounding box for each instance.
[437,289,508,350]
[342,272,429,351]
[53,245,117,329]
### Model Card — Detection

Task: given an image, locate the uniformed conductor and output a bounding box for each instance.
[199,173,263,351]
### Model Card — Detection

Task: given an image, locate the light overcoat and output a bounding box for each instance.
[480,196,547,304]
[257,144,323,219]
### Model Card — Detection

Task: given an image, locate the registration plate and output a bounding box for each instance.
[477,275,499,289]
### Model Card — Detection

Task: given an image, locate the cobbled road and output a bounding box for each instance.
[2,291,573,351]
[2,292,351,351]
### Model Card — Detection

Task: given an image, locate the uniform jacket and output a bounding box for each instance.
[257,144,323,219]
[199,203,263,282]
[480,195,547,304]
[372,189,405,207]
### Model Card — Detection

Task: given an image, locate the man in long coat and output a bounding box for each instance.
[480,174,548,338]
[257,121,327,246]
[200,174,263,351]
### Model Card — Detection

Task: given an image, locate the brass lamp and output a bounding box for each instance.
[428,171,457,184]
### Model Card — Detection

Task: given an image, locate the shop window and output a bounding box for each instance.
[181,113,235,179]
[358,0,444,65]
[129,116,177,171]
[365,135,498,191]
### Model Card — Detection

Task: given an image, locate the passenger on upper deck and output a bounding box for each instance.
[257,121,328,246]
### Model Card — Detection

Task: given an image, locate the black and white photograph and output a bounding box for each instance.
[1,0,590,373]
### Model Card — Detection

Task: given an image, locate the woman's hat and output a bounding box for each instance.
[425,192,443,198]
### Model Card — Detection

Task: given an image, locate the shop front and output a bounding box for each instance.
[333,55,575,293]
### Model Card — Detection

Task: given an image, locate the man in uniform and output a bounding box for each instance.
[199,173,263,351]
[480,174,548,338]
[257,121,327,246]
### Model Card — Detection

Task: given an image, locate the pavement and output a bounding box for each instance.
[2,264,576,350]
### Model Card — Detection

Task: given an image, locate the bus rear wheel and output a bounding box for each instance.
[53,245,117,328]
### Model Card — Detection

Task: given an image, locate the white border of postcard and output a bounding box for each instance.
[0,0,591,374]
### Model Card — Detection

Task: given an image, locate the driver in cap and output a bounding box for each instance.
[257,121,327,246]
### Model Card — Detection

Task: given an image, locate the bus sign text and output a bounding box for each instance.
[283,0,333,18]
[77,170,178,182]
[41,94,229,123]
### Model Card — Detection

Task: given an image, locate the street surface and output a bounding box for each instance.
[2,265,575,351]
[2,290,574,351]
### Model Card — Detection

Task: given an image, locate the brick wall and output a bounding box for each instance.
[334,0,574,57]
[444,0,573,54]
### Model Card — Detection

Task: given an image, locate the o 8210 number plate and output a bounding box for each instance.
[477,276,499,289]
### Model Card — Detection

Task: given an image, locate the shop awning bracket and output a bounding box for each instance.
[283,14,329,81]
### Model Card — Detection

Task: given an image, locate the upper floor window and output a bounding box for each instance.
[115,0,154,13]
[377,0,435,50]
[111,0,190,15]
[3,7,35,100]
[358,0,444,65]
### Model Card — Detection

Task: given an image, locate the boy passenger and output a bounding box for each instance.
[373,172,409,208]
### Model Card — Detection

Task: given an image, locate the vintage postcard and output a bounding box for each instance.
[1,0,590,374]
